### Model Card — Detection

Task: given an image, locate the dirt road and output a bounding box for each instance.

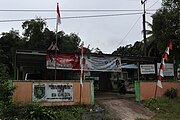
[95,92,155,120]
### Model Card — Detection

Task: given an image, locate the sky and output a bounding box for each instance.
[0,0,162,54]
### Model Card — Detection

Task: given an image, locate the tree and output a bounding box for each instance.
[143,21,161,58]
[0,29,23,78]
[59,32,81,53]
[22,18,47,50]
[112,42,144,56]
[152,0,180,60]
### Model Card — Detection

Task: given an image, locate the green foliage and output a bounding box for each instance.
[0,63,15,106]
[0,104,93,120]
[152,0,180,60]
[113,41,144,56]
[0,103,58,120]
[143,97,158,110]
[0,80,15,106]
[57,105,88,120]
[164,87,178,99]
[144,97,180,120]
[23,104,58,120]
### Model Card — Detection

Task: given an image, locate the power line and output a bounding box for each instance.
[0,9,157,12]
[0,12,142,23]
[115,0,160,48]
[147,0,160,10]
[116,16,141,48]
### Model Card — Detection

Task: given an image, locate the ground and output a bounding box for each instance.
[95,92,155,120]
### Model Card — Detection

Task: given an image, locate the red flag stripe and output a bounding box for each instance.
[160,63,165,71]
[163,53,168,61]
[57,3,61,24]
[158,75,162,80]
[168,40,172,50]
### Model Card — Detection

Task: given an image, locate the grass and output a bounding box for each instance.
[0,103,117,120]
[143,97,180,120]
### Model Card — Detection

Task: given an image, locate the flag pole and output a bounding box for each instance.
[155,40,172,97]
[55,22,58,80]
[80,41,84,104]
[54,3,61,80]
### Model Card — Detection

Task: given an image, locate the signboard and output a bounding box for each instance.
[46,53,80,70]
[82,55,121,72]
[140,64,155,74]
[157,63,174,76]
[32,83,73,102]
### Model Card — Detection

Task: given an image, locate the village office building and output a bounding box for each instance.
[14,50,157,89]
[14,50,180,105]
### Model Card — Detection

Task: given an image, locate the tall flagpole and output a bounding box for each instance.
[80,41,84,104]
[55,22,58,80]
[55,3,61,80]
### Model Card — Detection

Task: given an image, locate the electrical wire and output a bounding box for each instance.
[0,9,157,12]
[147,0,160,10]
[116,16,141,48]
[115,0,160,47]
[0,12,142,23]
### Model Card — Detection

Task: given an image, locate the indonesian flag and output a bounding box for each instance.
[157,40,172,88]
[57,3,61,24]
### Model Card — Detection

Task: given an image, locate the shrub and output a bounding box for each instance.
[1,103,58,120]
[0,64,15,106]
[143,97,158,110]
[164,87,178,99]
[23,104,58,120]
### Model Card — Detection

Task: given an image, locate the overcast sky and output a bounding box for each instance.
[0,0,161,53]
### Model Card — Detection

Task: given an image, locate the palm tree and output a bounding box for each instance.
[143,21,160,57]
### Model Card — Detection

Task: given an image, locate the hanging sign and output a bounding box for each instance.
[46,53,80,70]
[32,83,73,102]
[81,55,121,72]
[140,64,155,74]
[157,63,174,76]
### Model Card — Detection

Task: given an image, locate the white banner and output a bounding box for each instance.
[32,83,73,102]
[157,63,174,76]
[81,55,121,72]
[140,64,155,74]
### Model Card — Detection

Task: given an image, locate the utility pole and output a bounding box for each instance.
[141,0,147,56]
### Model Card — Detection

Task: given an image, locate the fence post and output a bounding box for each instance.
[90,80,94,105]
[135,81,140,101]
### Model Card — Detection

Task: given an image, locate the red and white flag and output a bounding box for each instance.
[157,40,172,88]
[56,3,61,24]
